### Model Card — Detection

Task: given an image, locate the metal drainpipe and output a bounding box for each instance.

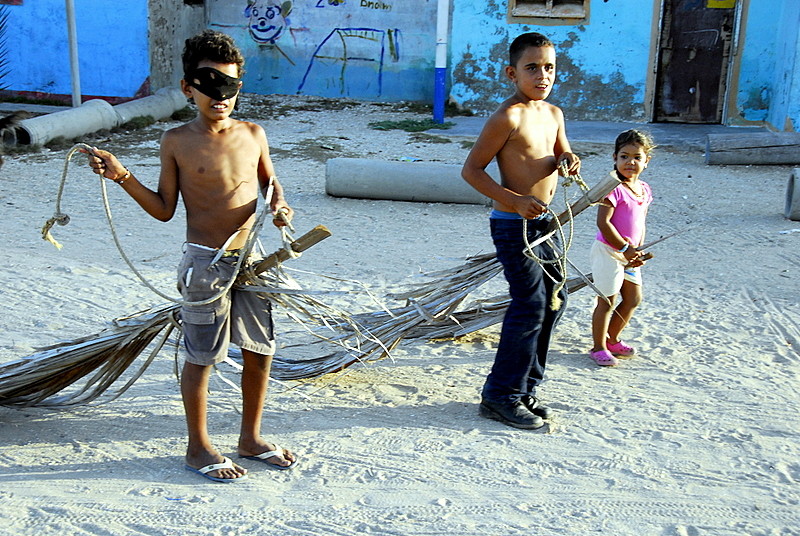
[433,0,450,123]
[65,0,81,107]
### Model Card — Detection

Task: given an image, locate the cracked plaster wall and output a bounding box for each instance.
[148,0,206,91]
[449,0,649,121]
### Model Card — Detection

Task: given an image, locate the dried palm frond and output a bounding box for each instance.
[0,227,333,407]
[1,172,625,405]
[260,171,623,379]
[260,251,505,379]
[0,305,177,408]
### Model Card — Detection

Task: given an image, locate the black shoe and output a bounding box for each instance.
[479,399,545,429]
[522,395,553,420]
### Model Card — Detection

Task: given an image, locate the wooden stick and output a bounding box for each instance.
[637,227,690,251]
[553,171,620,228]
[240,225,332,282]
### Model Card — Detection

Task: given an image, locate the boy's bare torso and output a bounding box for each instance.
[164,119,265,250]
[493,97,560,211]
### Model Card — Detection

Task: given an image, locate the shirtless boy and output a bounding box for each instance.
[461,32,580,429]
[85,30,296,481]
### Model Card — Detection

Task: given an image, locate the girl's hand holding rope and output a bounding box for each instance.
[621,243,643,264]
[625,251,653,268]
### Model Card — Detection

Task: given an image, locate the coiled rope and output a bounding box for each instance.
[41,143,287,307]
[521,161,590,310]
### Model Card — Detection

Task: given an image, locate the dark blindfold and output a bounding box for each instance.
[187,67,241,101]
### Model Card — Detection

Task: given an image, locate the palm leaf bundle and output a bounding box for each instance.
[257,170,623,379]
[1,171,622,406]
[0,227,334,407]
[0,305,177,408]
[258,250,506,380]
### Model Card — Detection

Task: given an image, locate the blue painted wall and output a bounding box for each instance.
[739,0,800,130]
[1,1,149,101]
[448,0,800,129]
[736,2,780,124]
[449,0,653,121]
[206,0,437,101]
[2,0,798,130]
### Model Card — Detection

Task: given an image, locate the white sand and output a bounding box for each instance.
[1,96,799,535]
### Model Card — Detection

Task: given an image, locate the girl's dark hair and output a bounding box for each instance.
[509,32,554,66]
[614,129,656,155]
[182,30,245,79]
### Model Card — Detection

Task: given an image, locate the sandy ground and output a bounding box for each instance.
[0,95,799,536]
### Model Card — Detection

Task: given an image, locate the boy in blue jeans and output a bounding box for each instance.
[461,32,580,429]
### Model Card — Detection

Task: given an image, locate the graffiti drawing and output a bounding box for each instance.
[297,27,400,97]
[244,0,292,44]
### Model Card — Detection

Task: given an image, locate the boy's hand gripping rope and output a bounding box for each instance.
[520,161,591,311]
[41,143,276,307]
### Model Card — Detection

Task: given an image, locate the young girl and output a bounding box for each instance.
[589,130,655,366]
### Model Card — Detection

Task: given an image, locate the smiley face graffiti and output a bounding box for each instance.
[244,0,292,44]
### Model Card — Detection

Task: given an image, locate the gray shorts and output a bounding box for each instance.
[178,244,276,365]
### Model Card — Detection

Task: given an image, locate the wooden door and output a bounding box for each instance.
[654,0,737,123]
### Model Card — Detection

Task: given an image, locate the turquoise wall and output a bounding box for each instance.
[1,1,149,100]
[739,1,800,130]
[1,1,797,130]
[736,2,780,124]
[449,0,800,129]
[206,0,437,101]
[449,0,653,121]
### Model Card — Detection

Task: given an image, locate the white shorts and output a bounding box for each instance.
[590,240,642,297]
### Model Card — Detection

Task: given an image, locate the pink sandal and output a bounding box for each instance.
[590,349,619,367]
[607,340,635,357]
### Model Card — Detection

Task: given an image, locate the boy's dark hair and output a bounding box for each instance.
[509,32,554,66]
[614,129,657,155]
[182,30,245,79]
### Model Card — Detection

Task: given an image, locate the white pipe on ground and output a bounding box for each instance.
[325,157,496,205]
[13,88,188,146]
[17,99,119,146]
[114,88,187,125]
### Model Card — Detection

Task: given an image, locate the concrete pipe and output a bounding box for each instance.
[786,168,800,221]
[325,157,496,205]
[114,88,187,125]
[15,99,120,146]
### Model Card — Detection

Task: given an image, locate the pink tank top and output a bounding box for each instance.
[596,180,653,246]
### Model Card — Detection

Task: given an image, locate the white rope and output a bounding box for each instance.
[43,143,275,307]
[521,162,589,310]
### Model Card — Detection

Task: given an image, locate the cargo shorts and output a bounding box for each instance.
[177,244,276,365]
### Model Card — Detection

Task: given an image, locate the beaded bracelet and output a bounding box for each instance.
[114,170,131,184]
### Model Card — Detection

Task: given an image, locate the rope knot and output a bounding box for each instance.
[41,212,71,250]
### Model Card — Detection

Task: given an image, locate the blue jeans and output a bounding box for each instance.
[482,215,567,403]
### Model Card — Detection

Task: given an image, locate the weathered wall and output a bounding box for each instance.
[205,0,437,101]
[1,0,149,102]
[148,0,207,91]
[749,1,800,131]
[734,2,780,125]
[783,24,800,132]
[1,0,797,130]
[448,0,800,130]
[449,0,652,121]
